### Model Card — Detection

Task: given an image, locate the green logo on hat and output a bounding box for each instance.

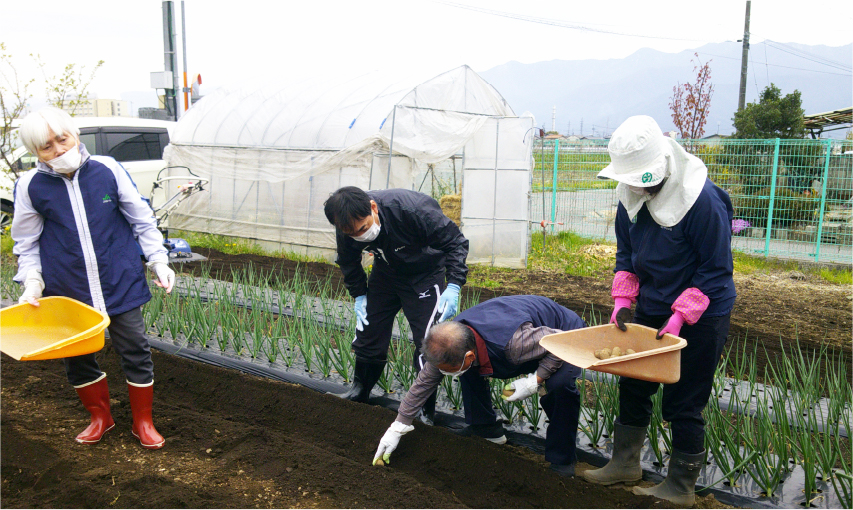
[642,172,654,183]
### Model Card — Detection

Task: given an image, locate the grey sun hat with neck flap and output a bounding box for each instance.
[597,115,671,187]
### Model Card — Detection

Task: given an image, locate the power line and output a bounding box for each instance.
[696,51,852,76]
[761,39,852,72]
[763,41,770,83]
[764,39,852,70]
[429,0,708,42]
[752,52,761,98]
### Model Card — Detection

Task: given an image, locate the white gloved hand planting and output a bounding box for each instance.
[147,261,175,293]
[502,373,540,402]
[373,420,414,465]
[18,269,45,306]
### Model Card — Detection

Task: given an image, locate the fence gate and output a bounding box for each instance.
[461,116,534,268]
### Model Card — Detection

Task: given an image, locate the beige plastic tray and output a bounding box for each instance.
[540,324,687,384]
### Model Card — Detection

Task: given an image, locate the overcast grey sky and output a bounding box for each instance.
[4,0,851,105]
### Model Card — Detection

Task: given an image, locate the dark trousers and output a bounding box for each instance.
[64,307,154,387]
[460,360,582,466]
[353,269,444,370]
[618,312,731,454]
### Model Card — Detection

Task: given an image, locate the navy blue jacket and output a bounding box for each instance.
[455,295,585,351]
[615,178,736,317]
[12,146,167,315]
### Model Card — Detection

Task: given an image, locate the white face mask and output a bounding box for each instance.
[350,214,381,242]
[439,353,472,377]
[46,145,82,174]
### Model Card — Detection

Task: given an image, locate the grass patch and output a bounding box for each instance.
[467,266,512,290]
[818,267,853,285]
[528,231,614,277]
[0,234,13,256]
[733,250,852,284]
[732,250,802,275]
[170,230,328,263]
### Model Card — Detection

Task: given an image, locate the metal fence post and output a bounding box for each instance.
[550,139,560,232]
[814,139,833,262]
[491,120,500,266]
[764,138,780,257]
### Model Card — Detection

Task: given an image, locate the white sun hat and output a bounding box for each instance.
[597,115,671,187]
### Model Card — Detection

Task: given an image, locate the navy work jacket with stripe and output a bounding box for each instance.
[12,144,167,316]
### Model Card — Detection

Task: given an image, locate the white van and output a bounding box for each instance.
[1,117,175,229]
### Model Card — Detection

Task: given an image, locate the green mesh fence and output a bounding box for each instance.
[530,138,853,264]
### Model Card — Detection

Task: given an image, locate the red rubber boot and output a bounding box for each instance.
[127,382,165,449]
[74,374,115,444]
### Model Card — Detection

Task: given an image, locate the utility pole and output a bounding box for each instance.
[737,0,751,112]
[162,1,179,120]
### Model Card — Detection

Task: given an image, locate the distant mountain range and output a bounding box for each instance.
[480,42,852,138]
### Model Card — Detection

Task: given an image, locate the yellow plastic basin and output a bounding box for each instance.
[540,324,687,384]
[1,296,110,361]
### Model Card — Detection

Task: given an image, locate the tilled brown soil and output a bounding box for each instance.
[2,346,718,509]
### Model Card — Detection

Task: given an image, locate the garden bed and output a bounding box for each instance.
[180,248,852,377]
[2,347,707,509]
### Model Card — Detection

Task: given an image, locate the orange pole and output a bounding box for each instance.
[183,72,189,111]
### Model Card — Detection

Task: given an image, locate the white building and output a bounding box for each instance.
[62,96,130,118]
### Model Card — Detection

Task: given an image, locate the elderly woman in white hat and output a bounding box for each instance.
[582,115,735,506]
[12,107,174,449]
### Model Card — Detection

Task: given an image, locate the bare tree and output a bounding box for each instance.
[669,53,714,140]
[0,46,104,185]
[34,54,104,115]
[1,43,34,180]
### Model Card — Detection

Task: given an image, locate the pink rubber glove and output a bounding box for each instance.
[610,271,639,332]
[656,312,686,339]
[610,297,634,332]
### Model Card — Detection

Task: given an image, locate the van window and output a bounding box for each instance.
[79,133,97,154]
[14,153,38,173]
[105,132,165,162]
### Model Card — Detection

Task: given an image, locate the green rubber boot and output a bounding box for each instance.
[633,449,705,507]
[582,422,646,485]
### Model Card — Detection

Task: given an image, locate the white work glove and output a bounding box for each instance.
[354,295,369,332]
[502,373,541,402]
[373,420,414,465]
[147,261,175,293]
[18,269,45,307]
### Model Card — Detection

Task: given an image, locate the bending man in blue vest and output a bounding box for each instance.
[372,295,585,477]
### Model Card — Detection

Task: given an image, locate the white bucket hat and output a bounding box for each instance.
[597,115,670,187]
